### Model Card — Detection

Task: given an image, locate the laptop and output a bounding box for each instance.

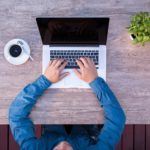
[36,18,109,88]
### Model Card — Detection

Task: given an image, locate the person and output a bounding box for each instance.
[9,57,126,150]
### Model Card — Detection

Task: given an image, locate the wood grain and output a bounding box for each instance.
[146,125,150,150]
[9,128,19,150]
[35,125,42,138]
[122,125,134,150]
[0,0,150,124]
[0,125,8,150]
[134,125,146,150]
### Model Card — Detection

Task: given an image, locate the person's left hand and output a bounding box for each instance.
[44,58,69,83]
[73,57,98,83]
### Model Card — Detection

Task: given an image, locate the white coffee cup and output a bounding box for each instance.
[4,39,31,65]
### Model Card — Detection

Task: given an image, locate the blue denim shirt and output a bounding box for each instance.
[9,75,126,150]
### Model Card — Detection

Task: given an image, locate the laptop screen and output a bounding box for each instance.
[36,18,109,45]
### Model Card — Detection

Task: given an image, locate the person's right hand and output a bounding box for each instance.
[44,58,69,83]
[73,57,98,83]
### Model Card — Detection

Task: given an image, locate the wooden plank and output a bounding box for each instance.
[35,125,42,138]
[0,125,8,150]
[146,125,150,150]
[134,125,146,150]
[9,127,19,150]
[122,125,134,150]
[1,124,150,149]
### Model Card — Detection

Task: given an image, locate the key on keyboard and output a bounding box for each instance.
[50,50,99,69]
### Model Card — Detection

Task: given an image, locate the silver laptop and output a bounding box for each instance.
[36,18,109,88]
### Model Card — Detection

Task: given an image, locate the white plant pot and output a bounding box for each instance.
[130,34,136,40]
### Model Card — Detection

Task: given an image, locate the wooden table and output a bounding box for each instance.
[0,0,150,124]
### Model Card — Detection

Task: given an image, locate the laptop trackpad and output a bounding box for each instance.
[63,69,89,88]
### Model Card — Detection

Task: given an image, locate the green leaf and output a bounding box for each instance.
[137,36,143,42]
[132,38,138,44]
[128,12,150,45]
[143,36,149,41]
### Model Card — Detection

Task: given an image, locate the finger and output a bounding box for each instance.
[86,57,94,66]
[55,58,64,68]
[48,60,53,66]
[73,69,82,79]
[80,57,89,67]
[59,60,68,71]
[59,72,70,80]
[51,58,58,66]
[76,59,84,69]
[90,58,96,66]
[46,61,52,69]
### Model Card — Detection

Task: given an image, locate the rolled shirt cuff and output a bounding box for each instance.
[33,75,52,91]
[89,77,105,95]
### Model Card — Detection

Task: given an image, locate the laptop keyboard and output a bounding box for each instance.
[50,50,99,68]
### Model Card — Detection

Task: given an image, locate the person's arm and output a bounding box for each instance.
[9,58,69,148]
[74,57,126,149]
[9,75,51,147]
[89,77,126,149]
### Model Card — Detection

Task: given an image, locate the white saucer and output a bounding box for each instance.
[4,39,30,65]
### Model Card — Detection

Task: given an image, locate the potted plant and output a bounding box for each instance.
[128,12,150,45]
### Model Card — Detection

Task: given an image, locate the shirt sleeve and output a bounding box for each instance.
[89,77,126,149]
[8,75,51,148]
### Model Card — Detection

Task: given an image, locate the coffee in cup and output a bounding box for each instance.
[9,44,22,57]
